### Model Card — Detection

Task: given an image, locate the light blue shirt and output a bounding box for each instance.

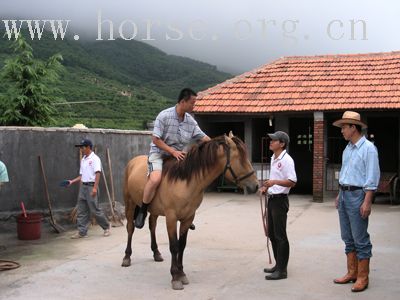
[0,160,9,182]
[150,106,206,155]
[339,136,380,190]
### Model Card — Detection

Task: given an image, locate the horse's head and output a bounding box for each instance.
[222,132,259,194]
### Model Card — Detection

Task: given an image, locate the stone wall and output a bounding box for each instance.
[0,127,151,213]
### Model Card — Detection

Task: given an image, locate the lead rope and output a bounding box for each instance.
[260,193,272,264]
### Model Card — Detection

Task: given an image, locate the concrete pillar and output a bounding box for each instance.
[397,118,400,176]
[275,116,289,132]
[244,119,253,161]
[313,112,325,202]
[275,116,290,151]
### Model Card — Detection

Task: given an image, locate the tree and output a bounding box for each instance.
[0,35,64,126]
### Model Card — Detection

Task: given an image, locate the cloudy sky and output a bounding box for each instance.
[1,0,399,74]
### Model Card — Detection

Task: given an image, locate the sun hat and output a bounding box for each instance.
[332,111,367,129]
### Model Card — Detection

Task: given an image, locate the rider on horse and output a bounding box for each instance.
[135,88,210,229]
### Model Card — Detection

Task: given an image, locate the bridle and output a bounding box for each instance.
[221,140,272,262]
[222,143,255,185]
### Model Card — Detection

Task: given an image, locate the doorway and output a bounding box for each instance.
[289,118,314,194]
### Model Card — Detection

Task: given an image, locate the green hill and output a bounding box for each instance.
[0,32,231,129]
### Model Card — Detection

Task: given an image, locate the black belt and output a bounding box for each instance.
[339,185,362,191]
[268,193,288,199]
[82,182,95,186]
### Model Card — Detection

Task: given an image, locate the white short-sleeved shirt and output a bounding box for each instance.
[268,150,297,195]
[0,160,9,182]
[79,152,101,183]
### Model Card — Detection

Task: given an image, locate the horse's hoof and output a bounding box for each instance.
[171,280,184,290]
[153,253,164,262]
[121,258,131,267]
[179,275,189,285]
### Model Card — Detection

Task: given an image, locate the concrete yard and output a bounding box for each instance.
[1,193,399,300]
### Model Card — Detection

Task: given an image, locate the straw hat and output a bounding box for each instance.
[332,111,367,129]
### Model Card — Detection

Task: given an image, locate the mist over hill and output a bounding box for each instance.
[0,30,231,129]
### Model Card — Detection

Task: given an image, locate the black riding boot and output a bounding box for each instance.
[264,241,278,273]
[264,265,277,273]
[135,203,149,229]
[265,240,289,280]
[265,269,287,280]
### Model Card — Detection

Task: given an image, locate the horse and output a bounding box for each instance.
[121,132,259,290]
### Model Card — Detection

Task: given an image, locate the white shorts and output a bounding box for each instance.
[147,152,163,175]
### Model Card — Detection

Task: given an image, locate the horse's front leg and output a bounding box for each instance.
[149,214,163,262]
[121,203,136,267]
[177,215,195,285]
[166,214,183,290]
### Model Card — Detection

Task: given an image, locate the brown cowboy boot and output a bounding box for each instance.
[351,259,369,292]
[333,251,358,284]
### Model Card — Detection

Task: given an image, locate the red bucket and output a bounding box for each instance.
[17,213,43,240]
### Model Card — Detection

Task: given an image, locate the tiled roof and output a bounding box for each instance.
[195,52,400,113]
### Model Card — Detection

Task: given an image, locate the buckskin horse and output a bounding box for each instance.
[121,132,258,290]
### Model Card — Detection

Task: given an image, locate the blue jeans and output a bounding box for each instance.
[338,189,372,260]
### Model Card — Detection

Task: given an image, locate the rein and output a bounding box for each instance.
[220,140,271,264]
[222,144,255,184]
[260,193,272,264]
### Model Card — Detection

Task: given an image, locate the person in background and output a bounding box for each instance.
[259,131,297,280]
[0,160,9,189]
[332,111,380,293]
[66,139,110,239]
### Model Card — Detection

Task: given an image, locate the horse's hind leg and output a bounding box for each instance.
[121,203,137,267]
[149,214,163,262]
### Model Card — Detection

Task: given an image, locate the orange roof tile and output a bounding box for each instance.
[195,51,400,113]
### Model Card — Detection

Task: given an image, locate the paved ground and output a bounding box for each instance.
[1,193,399,300]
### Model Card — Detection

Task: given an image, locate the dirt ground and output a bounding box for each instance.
[1,193,399,300]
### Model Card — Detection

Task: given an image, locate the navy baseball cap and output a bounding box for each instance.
[75,138,93,148]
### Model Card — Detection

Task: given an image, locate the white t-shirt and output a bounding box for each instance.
[79,152,101,183]
[268,150,297,195]
[0,160,9,182]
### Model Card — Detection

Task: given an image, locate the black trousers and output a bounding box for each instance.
[267,195,290,271]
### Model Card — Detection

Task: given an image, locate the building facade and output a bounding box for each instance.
[194,52,400,202]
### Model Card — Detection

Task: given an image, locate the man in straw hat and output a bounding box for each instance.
[332,111,380,292]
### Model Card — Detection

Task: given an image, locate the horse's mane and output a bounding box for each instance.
[162,135,248,183]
